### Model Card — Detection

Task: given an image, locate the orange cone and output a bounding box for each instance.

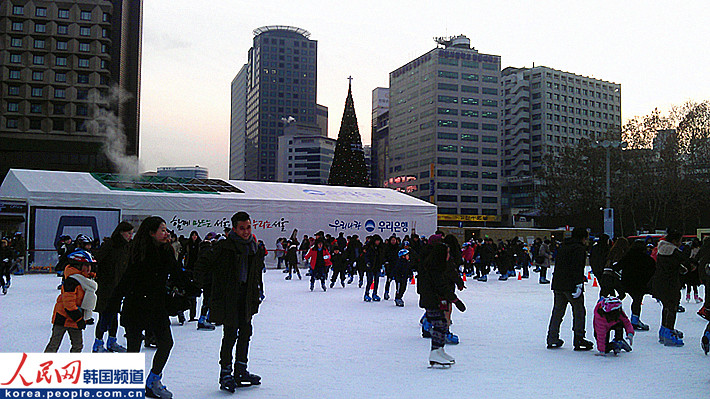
[462,273,467,282]
[370,282,374,290]
[592,277,598,287]
[587,271,591,280]
[410,276,416,285]
[517,272,522,281]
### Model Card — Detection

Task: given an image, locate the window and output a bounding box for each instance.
[461,122,479,129]
[54,88,66,99]
[482,209,498,216]
[438,57,458,66]
[438,120,458,128]
[6,119,19,129]
[58,9,70,19]
[461,133,478,141]
[437,195,458,202]
[461,146,478,154]
[80,27,91,36]
[103,13,110,22]
[481,148,498,155]
[7,102,19,112]
[461,171,478,178]
[77,105,89,116]
[10,54,22,63]
[437,170,457,177]
[438,145,458,153]
[32,71,43,81]
[437,157,458,165]
[482,172,498,179]
[79,43,90,52]
[438,70,458,79]
[482,63,497,71]
[438,95,458,103]
[461,110,478,117]
[461,97,478,105]
[437,83,458,91]
[78,58,90,68]
[482,99,497,107]
[438,108,457,115]
[53,120,65,131]
[34,24,47,33]
[36,7,48,17]
[81,11,92,20]
[481,87,498,95]
[12,22,24,32]
[482,135,497,143]
[8,69,21,80]
[10,38,22,47]
[55,73,67,82]
[57,25,68,34]
[482,75,498,83]
[34,39,45,49]
[482,112,498,119]
[461,85,479,93]
[77,89,89,100]
[31,87,42,97]
[437,182,458,190]
[481,123,497,131]
[53,104,65,115]
[33,55,44,65]
[461,158,478,166]
[461,183,478,191]
[461,73,478,81]
[8,86,20,96]
[481,184,497,192]
[438,132,458,140]
[12,6,24,15]
[57,41,68,50]
[30,104,42,113]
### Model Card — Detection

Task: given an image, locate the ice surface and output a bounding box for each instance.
[1,264,707,398]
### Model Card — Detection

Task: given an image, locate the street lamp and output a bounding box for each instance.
[591,140,627,237]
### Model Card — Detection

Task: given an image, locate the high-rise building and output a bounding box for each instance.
[0,0,142,179]
[229,64,247,180]
[388,35,503,224]
[233,25,318,182]
[371,87,389,187]
[157,166,209,179]
[501,66,621,217]
[277,122,335,184]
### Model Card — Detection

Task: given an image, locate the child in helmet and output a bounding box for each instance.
[593,296,634,356]
[393,248,413,307]
[44,250,98,352]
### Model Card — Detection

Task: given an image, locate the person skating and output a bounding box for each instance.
[329,246,347,288]
[305,239,332,292]
[284,241,301,280]
[362,235,385,302]
[537,239,552,284]
[393,248,413,307]
[618,240,656,331]
[593,296,634,356]
[195,212,265,393]
[383,235,400,300]
[546,227,594,351]
[0,238,13,294]
[417,243,466,367]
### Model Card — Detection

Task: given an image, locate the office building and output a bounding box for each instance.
[277,122,335,184]
[157,166,209,180]
[0,0,142,179]
[388,35,503,223]
[230,64,247,179]
[371,87,389,187]
[232,25,318,182]
[501,66,621,218]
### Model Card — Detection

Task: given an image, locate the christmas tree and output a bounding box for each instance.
[328,79,369,187]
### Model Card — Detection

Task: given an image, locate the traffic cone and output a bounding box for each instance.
[370,282,374,290]
[517,272,522,281]
[592,277,598,287]
[462,273,467,282]
[410,276,416,285]
[587,271,591,280]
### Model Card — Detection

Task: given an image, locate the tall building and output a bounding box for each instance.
[0,0,142,179]
[388,35,503,224]
[229,64,247,179]
[371,87,389,187]
[277,122,335,184]
[316,103,327,137]
[235,25,318,182]
[157,166,209,179]
[501,66,621,219]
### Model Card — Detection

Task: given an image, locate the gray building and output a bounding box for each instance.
[236,25,318,182]
[229,64,247,179]
[371,87,389,187]
[277,123,335,184]
[157,166,209,179]
[501,66,621,218]
[388,35,503,223]
[0,0,143,179]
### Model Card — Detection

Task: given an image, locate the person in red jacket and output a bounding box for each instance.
[44,250,96,352]
[305,239,332,292]
[593,296,634,356]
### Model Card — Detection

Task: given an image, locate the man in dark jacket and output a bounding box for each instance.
[195,212,265,393]
[546,227,593,350]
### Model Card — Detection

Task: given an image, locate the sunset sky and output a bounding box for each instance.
[138,0,710,178]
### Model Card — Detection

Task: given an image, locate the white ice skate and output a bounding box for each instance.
[428,348,454,368]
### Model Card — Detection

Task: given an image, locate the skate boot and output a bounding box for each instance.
[219,366,237,393]
[698,305,710,321]
[539,276,550,284]
[372,294,381,302]
[2,285,6,295]
[363,293,372,302]
[107,336,127,353]
[197,316,216,331]
[428,348,453,368]
[686,293,691,302]
[321,281,327,292]
[546,338,564,349]
[702,331,710,355]
[310,281,314,291]
[446,332,460,345]
[663,329,684,347]
[285,274,292,280]
[573,337,594,351]
[92,339,108,353]
[630,315,650,331]
[347,275,353,284]
[614,338,632,352]
[341,280,345,288]
[358,279,363,288]
[330,280,335,288]
[384,291,390,300]
[297,272,301,280]
[478,275,487,282]
[145,372,173,399]
[421,316,432,338]
[395,298,404,307]
[695,294,703,304]
[678,305,685,313]
[234,362,261,387]
[498,274,508,281]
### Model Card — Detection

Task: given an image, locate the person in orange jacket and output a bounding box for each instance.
[305,239,332,292]
[44,250,97,352]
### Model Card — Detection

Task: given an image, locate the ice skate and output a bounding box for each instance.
[573,338,594,351]
[686,293,691,303]
[341,280,345,288]
[92,339,108,353]
[395,298,404,307]
[363,294,371,302]
[330,280,335,288]
[235,362,261,387]
[321,281,327,292]
[695,294,703,304]
[219,366,237,393]
[428,348,453,368]
[145,372,173,399]
[310,281,314,291]
[702,331,710,355]
[285,275,292,280]
[384,291,390,300]
[546,338,564,349]
[699,305,710,321]
[631,315,650,331]
[614,338,632,352]
[372,294,381,302]
[197,316,216,331]
[107,337,127,353]
[446,332,459,345]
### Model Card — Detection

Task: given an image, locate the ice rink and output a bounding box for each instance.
[1,264,707,398]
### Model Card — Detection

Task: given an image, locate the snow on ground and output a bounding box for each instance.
[1,263,708,398]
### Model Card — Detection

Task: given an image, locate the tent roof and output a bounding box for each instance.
[0,169,435,210]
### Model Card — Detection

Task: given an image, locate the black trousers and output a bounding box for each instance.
[394,276,408,299]
[126,311,173,375]
[219,291,253,368]
[331,266,346,283]
[364,270,380,295]
[95,311,119,339]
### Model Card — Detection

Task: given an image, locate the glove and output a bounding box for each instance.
[454,299,466,312]
[626,333,633,346]
[571,283,584,299]
[76,319,86,330]
[439,300,448,311]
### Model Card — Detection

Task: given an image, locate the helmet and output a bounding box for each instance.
[601,297,622,313]
[402,241,410,247]
[398,249,409,257]
[67,249,96,264]
[75,234,93,246]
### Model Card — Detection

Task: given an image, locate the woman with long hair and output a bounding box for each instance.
[119,216,178,399]
[600,237,630,297]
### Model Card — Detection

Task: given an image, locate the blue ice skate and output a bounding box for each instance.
[363,294,372,302]
[446,332,460,345]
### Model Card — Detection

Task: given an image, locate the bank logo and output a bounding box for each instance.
[364,220,376,232]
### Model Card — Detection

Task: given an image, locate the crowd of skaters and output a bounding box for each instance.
[5,213,708,395]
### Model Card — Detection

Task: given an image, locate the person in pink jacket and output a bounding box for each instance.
[305,239,332,292]
[593,296,634,355]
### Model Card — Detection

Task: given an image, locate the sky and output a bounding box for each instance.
[137,0,710,179]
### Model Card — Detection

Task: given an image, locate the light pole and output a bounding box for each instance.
[591,140,627,237]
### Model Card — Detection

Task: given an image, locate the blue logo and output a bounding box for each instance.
[303,189,326,195]
[364,220,376,232]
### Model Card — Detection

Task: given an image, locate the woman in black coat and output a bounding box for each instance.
[619,240,656,331]
[119,216,179,398]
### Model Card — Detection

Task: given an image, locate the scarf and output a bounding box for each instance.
[231,231,257,283]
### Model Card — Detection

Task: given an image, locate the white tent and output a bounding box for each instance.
[0,169,437,269]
